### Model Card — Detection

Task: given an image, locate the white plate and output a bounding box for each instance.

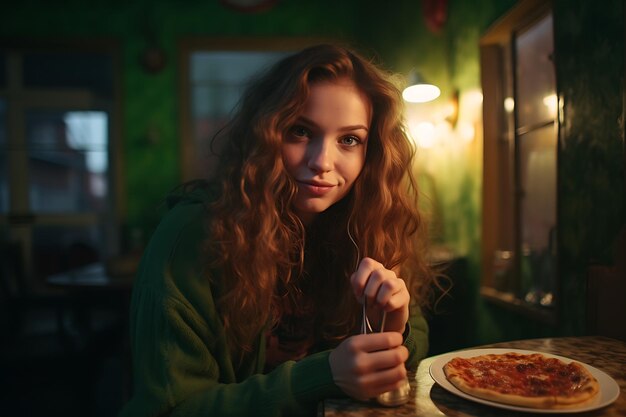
[429,348,620,413]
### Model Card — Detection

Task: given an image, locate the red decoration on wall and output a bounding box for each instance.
[422,0,448,34]
[139,47,167,75]
[219,0,279,13]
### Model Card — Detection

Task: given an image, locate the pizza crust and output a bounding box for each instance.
[445,371,557,408]
[443,353,600,409]
[553,363,600,406]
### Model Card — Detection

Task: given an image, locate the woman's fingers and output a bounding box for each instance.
[351,259,395,301]
[349,333,407,372]
[358,364,408,392]
[351,258,407,308]
[367,275,409,311]
[360,343,409,373]
[329,333,409,400]
[350,257,410,333]
[348,331,404,353]
[363,269,395,306]
[350,257,383,300]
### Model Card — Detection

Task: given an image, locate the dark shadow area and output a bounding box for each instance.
[1,240,131,417]
[427,256,472,356]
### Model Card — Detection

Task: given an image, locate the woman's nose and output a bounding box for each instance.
[307,138,333,173]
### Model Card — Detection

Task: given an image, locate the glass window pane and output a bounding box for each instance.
[515,13,555,128]
[518,124,557,307]
[0,98,7,213]
[26,110,108,213]
[190,50,292,179]
[22,52,113,98]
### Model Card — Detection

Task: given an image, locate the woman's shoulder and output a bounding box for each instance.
[165,179,220,209]
[155,189,213,247]
[155,180,221,240]
[132,181,219,294]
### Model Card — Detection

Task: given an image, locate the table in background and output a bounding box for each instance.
[46,261,134,330]
[321,336,626,417]
[46,261,136,405]
[47,261,135,291]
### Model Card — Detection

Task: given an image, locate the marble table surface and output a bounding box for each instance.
[320,336,626,417]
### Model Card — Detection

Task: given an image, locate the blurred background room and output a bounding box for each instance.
[0,0,624,416]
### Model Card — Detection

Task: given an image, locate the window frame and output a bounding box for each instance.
[0,38,124,284]
[177,37,326,182]
[479,0,559,324]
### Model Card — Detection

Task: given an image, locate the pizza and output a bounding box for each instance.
[443,352,600,409]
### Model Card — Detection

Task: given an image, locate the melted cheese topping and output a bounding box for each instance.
[448,353,592,397]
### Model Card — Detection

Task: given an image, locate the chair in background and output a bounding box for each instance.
[426,251,472,355]
[0,238,92,417]
[586,227,626,342]
[0,239,71,346]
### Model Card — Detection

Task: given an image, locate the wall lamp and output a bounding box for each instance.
[402,70,441,103]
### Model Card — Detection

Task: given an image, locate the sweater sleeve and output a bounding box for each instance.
[403,304,429,371]
[120,286,342,417]
[119,199,343,417]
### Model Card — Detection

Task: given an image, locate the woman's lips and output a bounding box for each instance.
[298,181,335,196]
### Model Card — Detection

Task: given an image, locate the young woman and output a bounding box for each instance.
[120,43,436,417]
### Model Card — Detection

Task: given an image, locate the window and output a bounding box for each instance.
[179,39,318,181]
[480,1,557,323]
[26,110,109,213]
[0,43,121,284]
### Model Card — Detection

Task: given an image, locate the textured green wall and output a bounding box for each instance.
[0,0,513,236]
[553,0,625,335]
[7,1,619,349]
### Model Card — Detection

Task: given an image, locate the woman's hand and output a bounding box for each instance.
[329,332,408,400]
[350,257,410,334]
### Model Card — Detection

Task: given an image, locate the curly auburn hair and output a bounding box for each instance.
[204,43,435,358]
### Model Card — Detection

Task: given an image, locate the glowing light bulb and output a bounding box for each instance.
[402,84,441,103]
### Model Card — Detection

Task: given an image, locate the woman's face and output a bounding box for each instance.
[282,79,371,225]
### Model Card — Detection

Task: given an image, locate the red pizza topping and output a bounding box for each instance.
[447,354,592,397]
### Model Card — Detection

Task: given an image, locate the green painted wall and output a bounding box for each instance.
[5,0,621,350]
[553,0,625,335]
[0,0,512,235]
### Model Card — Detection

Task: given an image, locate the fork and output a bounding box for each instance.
[347,222,409,406]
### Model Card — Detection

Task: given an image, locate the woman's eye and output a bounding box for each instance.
[340,135,362,146]
[290,125,311,138]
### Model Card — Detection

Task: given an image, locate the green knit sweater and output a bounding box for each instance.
[119,192,429,417]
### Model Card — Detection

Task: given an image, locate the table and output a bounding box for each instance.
[46,261,135,402]
[45,261,134,333]
[320,336,626,416]
[46,262,135,291]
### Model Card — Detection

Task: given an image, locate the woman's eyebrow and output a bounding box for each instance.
[296,116,369,132]
[295,116,317,128]
[339,124,369,133]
